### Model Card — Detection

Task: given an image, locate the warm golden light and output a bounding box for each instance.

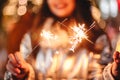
[41,30,56,40]
[63,58,74,72]
[48,53,59,74]
[116,36,120,51]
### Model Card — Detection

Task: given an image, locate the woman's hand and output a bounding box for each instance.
[6,51,30,79]
[112,51,120,79]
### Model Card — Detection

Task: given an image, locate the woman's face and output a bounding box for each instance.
[47,0,76,18]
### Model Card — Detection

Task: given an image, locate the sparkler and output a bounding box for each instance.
[70,21,96,52]
[30,21,96,55]
[29,30,57,57]
[41,30,57,40]
[70,24,87,52]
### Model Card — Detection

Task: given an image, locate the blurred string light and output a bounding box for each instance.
[17,0,29,16]
[91,6,101,23]
[110,0,118,17]
[99,0,118,19]
[17,0,27,16]
[3,0,43,16]
[17,5,27,16]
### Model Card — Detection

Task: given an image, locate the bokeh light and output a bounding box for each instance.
[19,0,27,5]
[17,6,27,16]
[99,0,118,19]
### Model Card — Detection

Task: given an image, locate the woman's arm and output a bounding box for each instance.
[5,33,35,80]
[111,51,120,80]
[103,51,120,80]
[5,52,35,80]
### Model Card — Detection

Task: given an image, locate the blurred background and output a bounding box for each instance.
[0,0,120,79]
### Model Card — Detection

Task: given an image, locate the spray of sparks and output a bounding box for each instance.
[40,30,57,47]
[30,30,57,55]
[41,30,56,40]
[70,22,96,52]
[70,24,87,52]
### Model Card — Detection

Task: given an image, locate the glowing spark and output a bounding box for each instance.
[41,30,56,40]
[70,21,96,52]
[40,30,57,47]
[71,24,87,43]
[70,24,87,52]
[25,30,56,58]
[85,21,96,33]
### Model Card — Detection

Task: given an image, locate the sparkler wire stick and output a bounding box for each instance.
[85,21,96,33]
[57,18,68,27]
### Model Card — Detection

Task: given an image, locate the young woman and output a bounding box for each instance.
[5,0,120,80]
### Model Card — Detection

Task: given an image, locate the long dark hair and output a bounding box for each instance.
[36,0,94,28]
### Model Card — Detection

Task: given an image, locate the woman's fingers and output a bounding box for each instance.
[8,54,20,67]
[6,60,21,76]
[113,51,120,64]
[7,52,29,79]
[14,52,25,68]
[14,52,29,74]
